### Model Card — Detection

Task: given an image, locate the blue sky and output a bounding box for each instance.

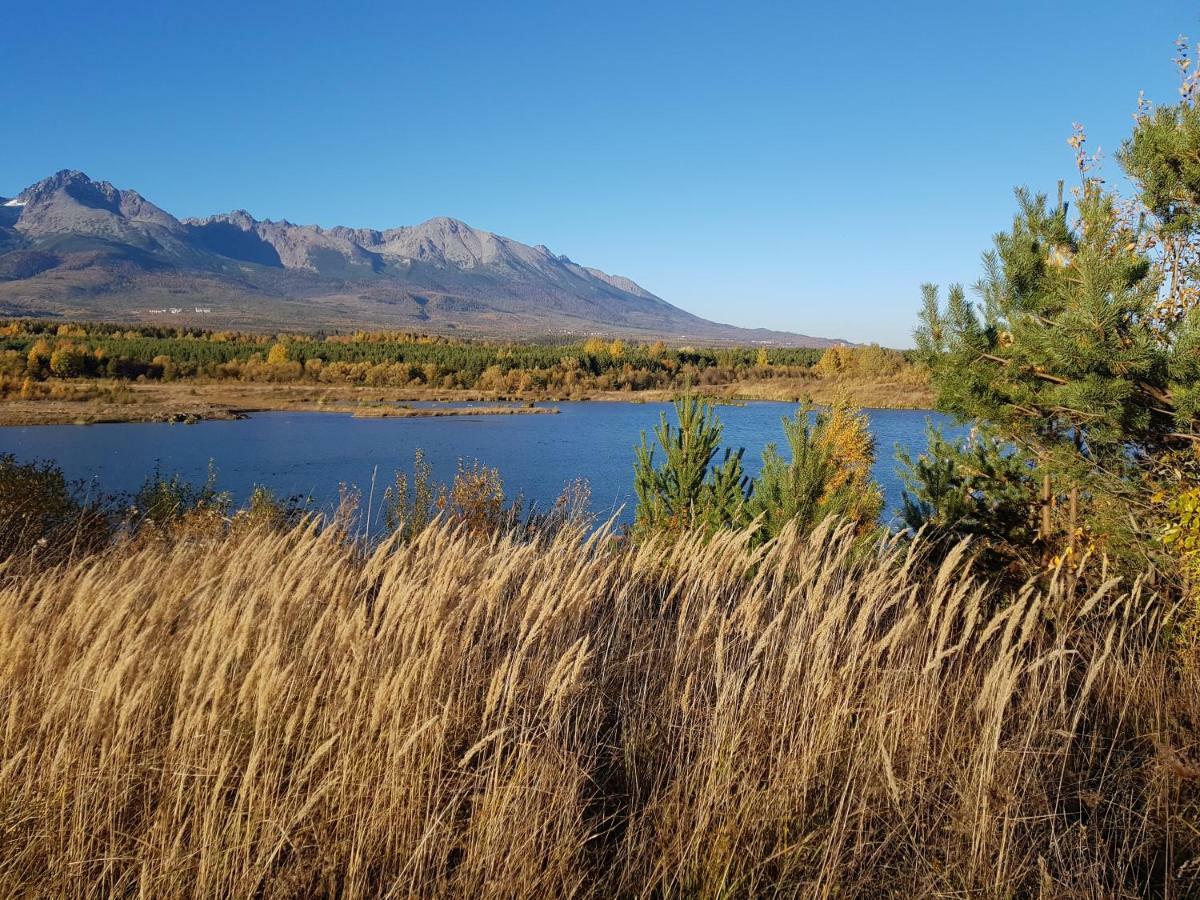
[5,1,1198,345]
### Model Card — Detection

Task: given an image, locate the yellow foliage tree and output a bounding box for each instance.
[49,344,87,378]
[267,343,290,366]
[814,345,853,375]
[26,340,52,376]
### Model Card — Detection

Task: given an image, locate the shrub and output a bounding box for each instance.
[382,449,437,541]
[0,455,110,566]
[127,464,231,536]
[437,460,512,535]
[234,485,313,532]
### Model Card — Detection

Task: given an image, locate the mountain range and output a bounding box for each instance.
[0,171,839,346]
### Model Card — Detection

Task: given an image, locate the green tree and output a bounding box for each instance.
[899,428,1041,579]
[747,400,882,541]
[914,61,1200,574]
[1118,37,1200,325]
[633,395,883,542]
[915,178,1178,570]
[633,395,748,535]
[916,182,1172,467]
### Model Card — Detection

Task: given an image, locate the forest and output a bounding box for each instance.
[0,319,920,395]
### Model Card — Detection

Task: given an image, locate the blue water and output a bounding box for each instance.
[0,402,959,525]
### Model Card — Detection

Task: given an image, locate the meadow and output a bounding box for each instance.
[0,516,1195,897]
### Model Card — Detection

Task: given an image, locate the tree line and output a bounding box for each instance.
[0,320,918,394]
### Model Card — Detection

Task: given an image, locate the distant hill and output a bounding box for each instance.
[0,171,843,346]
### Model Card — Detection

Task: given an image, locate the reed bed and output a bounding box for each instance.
[0,520,1195,897]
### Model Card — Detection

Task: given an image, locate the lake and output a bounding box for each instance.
[0,402,959,526]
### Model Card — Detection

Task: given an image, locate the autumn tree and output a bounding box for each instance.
[26,340,51,378]
[267,342,291,365]
[49,344,88,378]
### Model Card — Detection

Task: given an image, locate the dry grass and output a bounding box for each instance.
[0,520,1196,897]
[700,373,934,408]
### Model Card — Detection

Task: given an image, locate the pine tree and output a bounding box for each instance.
[632,395,748,535]
[746,399,882,540]
[632,395,881,542]
[899,427,1040,578]
[917,180,1171,474]
[1119,37,1200,325]
[914,68,1200,574]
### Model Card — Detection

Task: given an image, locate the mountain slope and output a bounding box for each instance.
[0,171,841,346]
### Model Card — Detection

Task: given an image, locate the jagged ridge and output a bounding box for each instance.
[0,170,841,346]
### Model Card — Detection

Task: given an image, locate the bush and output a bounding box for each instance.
[382,450,540,541]
[0,455,110,566]
[382,450,437,541]
[234,486,313,532]
[437,460,514,535]
[128,464,231,537]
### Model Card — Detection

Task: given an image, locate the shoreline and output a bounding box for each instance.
[0,378,934,426]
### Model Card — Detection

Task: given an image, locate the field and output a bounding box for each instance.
[0,518,1195,897]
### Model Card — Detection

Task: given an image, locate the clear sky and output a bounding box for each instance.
[5,1,1198,345]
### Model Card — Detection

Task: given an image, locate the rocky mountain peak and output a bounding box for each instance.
[0,170,841,346]
[12,170,183,242]
[206,210,258,230]
[19,170,121,211]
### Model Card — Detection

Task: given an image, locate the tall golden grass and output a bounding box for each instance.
[0,519,1196,897]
